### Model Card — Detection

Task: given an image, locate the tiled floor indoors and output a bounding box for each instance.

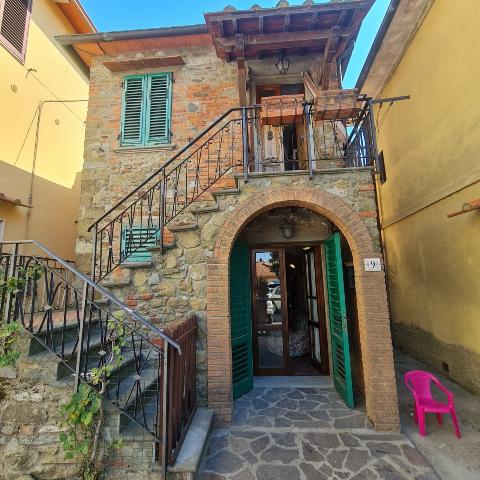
[201,376,438,480]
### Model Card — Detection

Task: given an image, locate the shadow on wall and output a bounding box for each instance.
[0,160,81,260]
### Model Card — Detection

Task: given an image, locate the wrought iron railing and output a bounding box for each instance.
[88,98,377,281]
[0,240,196,477]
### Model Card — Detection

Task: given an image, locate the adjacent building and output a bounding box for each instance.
[0,0,95,259]
[358,0,480,393]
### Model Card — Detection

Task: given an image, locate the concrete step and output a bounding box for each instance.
[168,408,214,480]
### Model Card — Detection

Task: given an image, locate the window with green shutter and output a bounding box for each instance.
[121,73,172,146]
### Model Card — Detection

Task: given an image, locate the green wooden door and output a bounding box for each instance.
[230,240,253,400]
[324,232,354,408]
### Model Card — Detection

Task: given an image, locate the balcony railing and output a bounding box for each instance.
[88,96,378,281]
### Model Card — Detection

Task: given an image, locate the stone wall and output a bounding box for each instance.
[76,44,239,272]
[103,169,380,407]
[0,336,81,480]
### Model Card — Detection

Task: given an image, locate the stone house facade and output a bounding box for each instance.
[61,0,399,433]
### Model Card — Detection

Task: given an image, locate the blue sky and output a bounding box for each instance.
[81,0,390,87]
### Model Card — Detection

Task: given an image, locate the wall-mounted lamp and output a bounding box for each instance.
[280,223,295,239]
[275,51,291,74]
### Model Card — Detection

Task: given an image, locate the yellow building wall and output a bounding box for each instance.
[0,0,89,260]
[375,0,480,390]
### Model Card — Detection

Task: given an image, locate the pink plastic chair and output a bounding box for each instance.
[404,370,461,438]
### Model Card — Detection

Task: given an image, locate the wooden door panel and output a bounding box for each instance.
[230,240,253,400]
[324,233,354,408]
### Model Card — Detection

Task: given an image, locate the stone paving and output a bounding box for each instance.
[202,378,439,480]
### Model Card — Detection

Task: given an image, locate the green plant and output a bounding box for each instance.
[0,263,42,367]
[0,322,21,366]
[60,314,128,479]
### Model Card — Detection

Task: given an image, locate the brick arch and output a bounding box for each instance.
[206,186,400,431]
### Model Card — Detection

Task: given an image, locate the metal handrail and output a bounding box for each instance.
[88,106,257,232]
[0,240,181,353]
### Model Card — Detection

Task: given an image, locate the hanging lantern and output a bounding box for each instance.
[275,51,291,74]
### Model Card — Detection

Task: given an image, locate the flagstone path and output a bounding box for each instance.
[201,378,439,480]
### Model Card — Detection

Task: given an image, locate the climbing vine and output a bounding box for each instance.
[60,314,126,479]
[0,263,43,366]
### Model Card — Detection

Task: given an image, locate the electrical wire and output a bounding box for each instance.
[28,71,87,124]
[376,101,394,134]
[14,104,40,165]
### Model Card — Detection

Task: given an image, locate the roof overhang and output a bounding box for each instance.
[205,0,374,67]
[356,0,434,97]
[57,1,373,74]
[55,24,211,69]
[52,0,96,34]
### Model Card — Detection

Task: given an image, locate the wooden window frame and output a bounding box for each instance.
[0,0,33,63]
[120,72,173,147]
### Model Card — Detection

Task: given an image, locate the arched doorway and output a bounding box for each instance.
[206,186,399,431]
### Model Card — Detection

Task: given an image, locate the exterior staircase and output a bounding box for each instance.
[0,241,211,480]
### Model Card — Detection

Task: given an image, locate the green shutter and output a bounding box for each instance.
[121,227,160,263]
[146,73,172,144]
[121,76,145,145]
[121,73,172,147]
[230,240,253,400]
[324,232,354,408]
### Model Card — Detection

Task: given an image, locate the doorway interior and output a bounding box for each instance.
[230,207,362,409]
[251,245,330,377]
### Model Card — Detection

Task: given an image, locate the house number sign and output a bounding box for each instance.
[364,258,382,272]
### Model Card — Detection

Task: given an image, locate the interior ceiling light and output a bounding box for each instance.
[275,51,291,74]
[280,223,295,239]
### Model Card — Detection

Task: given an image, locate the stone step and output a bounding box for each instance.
[211,188,240,198]
[146,241,176,251]
[102,278,131,288]
[121,261,153,269]
[168,222,198,232]
[190,204,220,215]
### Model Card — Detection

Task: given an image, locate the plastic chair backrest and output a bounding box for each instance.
[404,370,436,399]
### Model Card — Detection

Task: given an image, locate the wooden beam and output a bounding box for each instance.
[103,55,185,72]
[216,27,352,50]
[309,11,319,30]
[235,34,247,106]
[218,20,225,37]
[336,10,348,27]
[321,26,340,90]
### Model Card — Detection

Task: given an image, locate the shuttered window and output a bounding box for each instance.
[0,0,32,62]
[121,73,172,146]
